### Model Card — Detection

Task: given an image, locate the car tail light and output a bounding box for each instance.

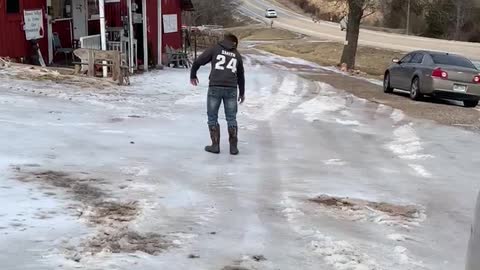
[432,68,448,79]
[474,75,480,84]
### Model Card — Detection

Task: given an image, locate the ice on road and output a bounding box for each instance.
[0,53,479,270]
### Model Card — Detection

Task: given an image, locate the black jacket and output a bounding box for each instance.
[190,40,245,96]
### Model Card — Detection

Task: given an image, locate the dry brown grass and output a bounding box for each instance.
[257,40,404,76]
[228,25,303,41]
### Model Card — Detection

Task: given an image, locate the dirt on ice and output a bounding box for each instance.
[309,194,425,227]
[14,168,171,259]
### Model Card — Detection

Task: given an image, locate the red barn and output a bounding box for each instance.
[0,0,194,70]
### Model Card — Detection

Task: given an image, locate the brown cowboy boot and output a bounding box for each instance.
[205,124,220,154]
[228,126,239,155]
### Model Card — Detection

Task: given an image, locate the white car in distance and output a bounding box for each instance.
[265,8,278,18]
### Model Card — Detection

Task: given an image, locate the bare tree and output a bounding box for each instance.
[190,0,239,27]
[340,0,378,69]
[453,0,473,40]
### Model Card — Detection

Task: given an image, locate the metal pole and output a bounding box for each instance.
[47,0,54,64]
[142,0,148,71]
[406,0,411,35]
[99,0,107,77]
[128,0,134,73]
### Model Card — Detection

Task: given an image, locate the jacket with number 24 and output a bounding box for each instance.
[190,40,245,97]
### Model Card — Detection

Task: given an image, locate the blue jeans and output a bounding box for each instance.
[207,86,238,128]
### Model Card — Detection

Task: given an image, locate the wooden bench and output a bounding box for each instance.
[166,46,191,68]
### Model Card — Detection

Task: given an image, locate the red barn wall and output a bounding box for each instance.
[0,0,48,62]
[146,0,158,64]
[162,0,182,50]
[0,0,184,66]
[105,1,126,27]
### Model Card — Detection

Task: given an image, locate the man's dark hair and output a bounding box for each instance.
[224,33,239,47]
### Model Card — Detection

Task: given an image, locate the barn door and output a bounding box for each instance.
[72,0,87,39]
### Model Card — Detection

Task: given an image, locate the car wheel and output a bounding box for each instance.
[410,77,423,101]
[383,72,394,93]
[464,100,479,108]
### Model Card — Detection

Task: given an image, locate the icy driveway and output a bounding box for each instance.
[0,54,479,270]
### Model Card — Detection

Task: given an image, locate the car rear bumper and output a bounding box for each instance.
[432,90,480,101]
[266,15,277,18]
[423,77,480,100]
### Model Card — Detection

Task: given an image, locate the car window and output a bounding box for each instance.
[473,61,480,70]
[400,54,413,63]
[411,53,424,64]
[431,54,476,69]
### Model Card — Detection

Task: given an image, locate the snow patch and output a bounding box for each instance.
[99,129,125,134]
[390,109,405,123]
[281,194,381,270]
[388,125,422,157]
[244,74,303,121]
[311,234,380,270]
[175,93,204,105]
[387,124,434,177]
[294,95,345,122]
[376,104,391,115]
[250,51,322,69]
[408,164,432,178]
[120,166,150,177]
[393,246,424,266]
[323,159,347,166]
[387,234,409,242]
[335,119,361,126]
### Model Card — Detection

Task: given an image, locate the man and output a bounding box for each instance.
[190,33,245,155]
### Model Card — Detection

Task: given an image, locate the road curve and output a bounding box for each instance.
[240,0,480,60]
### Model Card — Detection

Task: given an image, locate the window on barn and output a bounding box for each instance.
[88,0,99,20]
[6,0,20,14]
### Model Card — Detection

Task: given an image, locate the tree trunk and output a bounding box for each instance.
[340,0,365,69]
[455,2,461,40]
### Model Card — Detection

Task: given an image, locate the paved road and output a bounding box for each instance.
[0,53,479,269]
[240,0,480,59]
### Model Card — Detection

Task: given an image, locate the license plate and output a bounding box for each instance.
[453,84,467,92]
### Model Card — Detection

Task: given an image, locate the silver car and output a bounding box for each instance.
[383,51,480,107]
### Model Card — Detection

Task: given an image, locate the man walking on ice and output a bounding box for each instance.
[190,33,245,155]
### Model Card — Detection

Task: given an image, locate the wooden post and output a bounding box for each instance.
[88,50,94,77]
[114,51,121,81]
[194,30,197,60]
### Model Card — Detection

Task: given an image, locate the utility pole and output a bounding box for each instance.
[406,0,411,35]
